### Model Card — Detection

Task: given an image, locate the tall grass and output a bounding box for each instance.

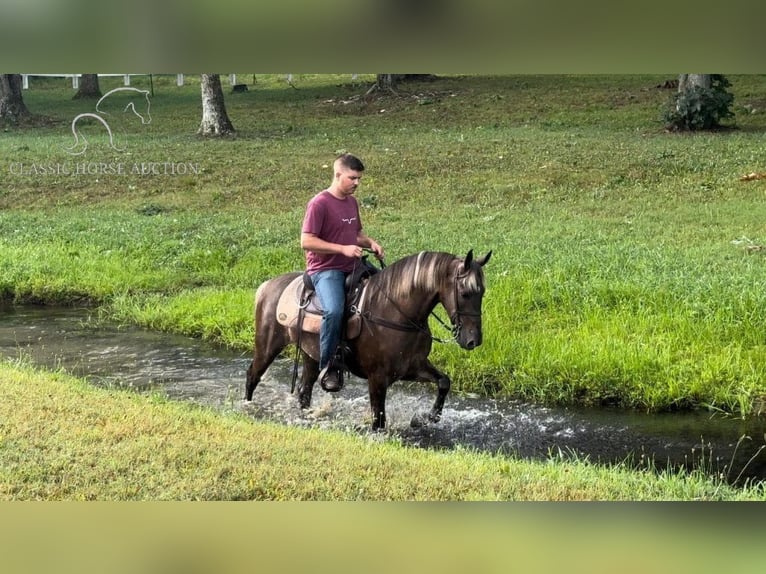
[3,74,766,414]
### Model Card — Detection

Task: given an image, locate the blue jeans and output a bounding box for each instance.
[309,269,347,370]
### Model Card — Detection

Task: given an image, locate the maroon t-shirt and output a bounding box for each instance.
[302,190,362,273]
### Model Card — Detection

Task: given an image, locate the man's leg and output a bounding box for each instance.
[309,269,346,390]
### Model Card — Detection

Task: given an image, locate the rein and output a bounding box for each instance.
[359,252,474,344]
[361,289,455,344]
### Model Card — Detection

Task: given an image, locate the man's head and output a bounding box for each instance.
[335,153,365,173]
[332,153,365,197]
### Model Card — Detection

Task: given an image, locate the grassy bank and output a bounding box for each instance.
[3,360,763,500]
[3,74,766,415]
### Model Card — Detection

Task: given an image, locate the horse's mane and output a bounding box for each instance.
[370,251,481,302]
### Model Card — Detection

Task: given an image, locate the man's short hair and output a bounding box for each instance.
[335,153,365,172]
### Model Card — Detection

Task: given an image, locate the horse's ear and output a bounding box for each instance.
[463,249,474,271]
[477,250,492,267]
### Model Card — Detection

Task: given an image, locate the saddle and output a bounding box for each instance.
[275,256,379,339]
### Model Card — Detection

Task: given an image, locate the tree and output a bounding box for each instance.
[367,74,438,95]
[0,74,30,124]
[374,74,401,93]
[198,74,234,136]
[663,74,734,131]
[678,73,711,93]
[73,74,102,99]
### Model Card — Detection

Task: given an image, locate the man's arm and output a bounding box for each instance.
[301,232,362,258]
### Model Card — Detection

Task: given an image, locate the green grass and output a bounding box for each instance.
[3,74,766,416]
[3,360,763,500]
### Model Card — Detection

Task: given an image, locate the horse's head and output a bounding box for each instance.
[95,87,152,125]
[441,249,492,350]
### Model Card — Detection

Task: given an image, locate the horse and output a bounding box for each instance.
[65,87,152,155]
[245,249,492,430]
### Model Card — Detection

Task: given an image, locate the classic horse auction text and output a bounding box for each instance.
[9,161,201,177]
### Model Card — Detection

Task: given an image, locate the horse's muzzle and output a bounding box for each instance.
[452,312,483,350]
[458,328,482,350]
[462,338,480,350]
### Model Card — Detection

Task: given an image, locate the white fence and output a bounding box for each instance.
[21,74,241,89]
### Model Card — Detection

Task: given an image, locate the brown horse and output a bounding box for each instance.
[245,249,492,430]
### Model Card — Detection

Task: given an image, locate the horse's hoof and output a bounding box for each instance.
[410,412,428,428]
[297,393,311,410]
[414,411,442,427]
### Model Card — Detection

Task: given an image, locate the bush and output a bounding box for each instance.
[663,75,734,131]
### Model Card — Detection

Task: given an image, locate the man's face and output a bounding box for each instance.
[336,167,362,196]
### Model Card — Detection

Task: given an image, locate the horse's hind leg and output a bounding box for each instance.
[246,352,280,401]
[245,328,289,401]
[297,352,319,409]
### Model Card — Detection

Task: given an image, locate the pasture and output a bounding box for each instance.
[3,74,766,415]
[4,74,766,501]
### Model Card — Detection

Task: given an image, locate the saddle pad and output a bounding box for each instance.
[275,275,362,338]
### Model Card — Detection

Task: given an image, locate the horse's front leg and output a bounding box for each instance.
[414,361,451,424]
[368,376,389,431]
[297,352,319,410]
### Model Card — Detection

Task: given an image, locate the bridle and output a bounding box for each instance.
[357,258,482,344]
[446,268,483,339]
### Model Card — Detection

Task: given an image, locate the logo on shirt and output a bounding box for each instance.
[341,217,357,225]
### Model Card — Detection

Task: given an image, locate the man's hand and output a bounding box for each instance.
[340,244,364,258]
[368,240,385,262]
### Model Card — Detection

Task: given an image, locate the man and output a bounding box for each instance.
[300,153,384,392]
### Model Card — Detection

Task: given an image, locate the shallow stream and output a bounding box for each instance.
[2,305,765,485]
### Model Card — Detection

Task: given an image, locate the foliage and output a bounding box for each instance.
[663,74,735,131]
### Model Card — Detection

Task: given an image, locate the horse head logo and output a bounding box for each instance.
[65,87,152,156]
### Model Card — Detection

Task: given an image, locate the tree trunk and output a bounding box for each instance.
[376,74,401,91]
[677,74,712,113]
[678,74,711,94]
[73,74,102,99]
[365,74,403,96]
[0,74,30,124]
[368,74,433,95]
[198,74,235,136]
